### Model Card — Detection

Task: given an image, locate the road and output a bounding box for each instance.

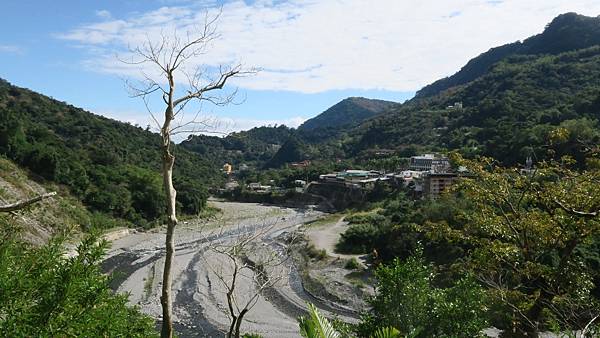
[102,200,358,338]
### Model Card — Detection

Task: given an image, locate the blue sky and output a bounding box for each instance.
[2,0,600,134]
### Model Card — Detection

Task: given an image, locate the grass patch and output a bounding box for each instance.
[305,243,327,261]
[344,257,360,270]
[303,213,344,228]
[201,205,222,218]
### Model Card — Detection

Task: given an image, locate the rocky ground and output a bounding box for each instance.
[102,200,360,338]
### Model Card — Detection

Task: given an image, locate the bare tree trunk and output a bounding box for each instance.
[160,101,178,338]
[227,317,237,338]
[123,23,250,337]
[234,309,248,338]
[226,259,239,338]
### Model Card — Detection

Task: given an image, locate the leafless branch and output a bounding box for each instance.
[0,192,57,213]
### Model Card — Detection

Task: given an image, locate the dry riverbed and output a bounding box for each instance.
[102,200,360,338]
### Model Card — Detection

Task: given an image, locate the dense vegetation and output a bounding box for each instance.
[0,79,220,226]
[0,218,156,336]
[298,97,397,132]
[358,251,488,338]
[335,152,600,336]
[181,125,295,169]
[349,45,600,165]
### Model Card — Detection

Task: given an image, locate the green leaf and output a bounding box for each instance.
[299,303,341,338]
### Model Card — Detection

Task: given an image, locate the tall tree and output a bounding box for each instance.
[124,12,253,338]
[443,154,600,337]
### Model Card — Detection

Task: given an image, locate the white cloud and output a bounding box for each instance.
[93,108,305,140]
[95,9,112,20]
[0,44,23,54]
[60,0,600,93]
[217,116,306,133]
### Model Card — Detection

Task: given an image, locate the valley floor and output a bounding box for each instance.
[102,200,358,338]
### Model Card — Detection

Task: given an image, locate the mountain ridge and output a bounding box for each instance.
[416,12,600,99]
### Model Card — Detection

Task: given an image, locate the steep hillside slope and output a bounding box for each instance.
[180,125,294,169]
[298,97,397,132]
[0,79,221,224]
[350,44,600,165]
[0,157,91,244]
[416,13,600,98]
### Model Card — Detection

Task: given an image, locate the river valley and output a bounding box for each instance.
[102,200,358,338]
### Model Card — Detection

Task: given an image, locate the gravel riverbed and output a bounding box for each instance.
[102,200,356,338]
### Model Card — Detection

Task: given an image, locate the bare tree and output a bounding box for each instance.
[123,12,254,338]
[202,220,292,338]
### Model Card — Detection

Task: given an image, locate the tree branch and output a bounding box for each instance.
[0,192,57,213]
[554,198,600,218]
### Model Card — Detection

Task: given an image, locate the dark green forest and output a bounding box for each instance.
[0,79,221,226]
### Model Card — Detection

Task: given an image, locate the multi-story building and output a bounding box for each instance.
[423,173,459,197]
[409,154,450,173]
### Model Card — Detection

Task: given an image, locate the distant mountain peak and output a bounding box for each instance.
[298,97,397,131]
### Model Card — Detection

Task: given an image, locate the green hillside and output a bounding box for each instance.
[416,12,600,98]
[298,97,397,132]
[326,13,600,167]
[0,79,222,226]
[180,125,295,169]
[349,44,600,166]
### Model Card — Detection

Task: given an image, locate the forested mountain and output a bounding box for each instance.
[181,97,397,169]
[416,13,600,98]
[180,125,295,169]
[0,79,221,226]
[189,13,600,170]
[298,97,397,132]
[335,13,600,166]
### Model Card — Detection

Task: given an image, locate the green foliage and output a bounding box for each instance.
[358,251,488,338]
[299,304,402,338]
[266,136,308,168]
[299,303,341,338]
[306,243,327,261]
[181,125,295,169]
[344,258,360,270]
[439,154,600,334]
[0,221,157,337]
[0,79,216,226]
[371,327,401,338]
[337,222,381,254]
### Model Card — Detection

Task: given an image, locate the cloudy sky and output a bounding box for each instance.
[2,0,600,134]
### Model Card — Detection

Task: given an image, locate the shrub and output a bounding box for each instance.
[0,221,157,337]
[345,257,360,270]
[358,250,488,338]
[336,223,379,254]
[306,244,327,261]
